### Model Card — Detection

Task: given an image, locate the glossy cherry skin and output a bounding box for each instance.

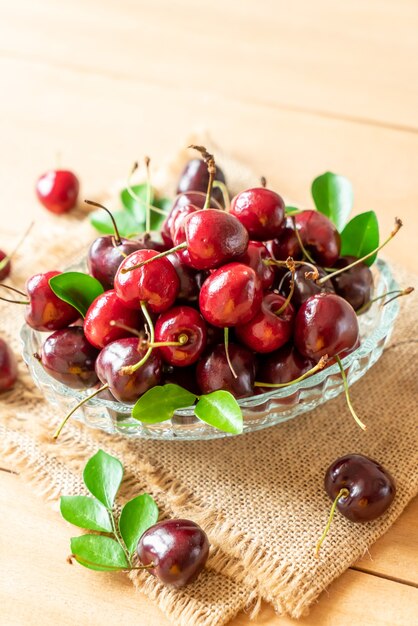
[331,256,374,312]
[87,236,147,290]
[294,293,359,361]
[180,209,249,271]
[177,158,227,206]
[114,250,179,313]
[235,241,275,290]
[230,187,285,241]
[162,191,221,248]
[95,337,162,403]
[295,210,341,266]
[35,170,79,214]
[0,338,18,392]
[170,203,199,265]
[256,345,314,391]
[235,293,295,353]
[270,217,302,261]
[137,519,209,588]
[163,364,201,396]
[25,271,79,331]
[0,250,11,281]
[279,265,335,308]
[199,263,262,327]
[155,306,207,367]
[84,290,142,349]
[40,327,99,388]
[196,343,255,398]
[325,454,396,523]
[167,253,203,303]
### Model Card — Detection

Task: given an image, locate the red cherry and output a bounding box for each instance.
[0,250,11,281]
[270,217,302,261]
[196,343,255,398]
[87,236,148,291]
[294,293,359,361]
[235,293,295,353]
[161,191,210,247]
[84,290,142,349]
[25,271,79,331]
[230,187,285,240]
[199,263,262,327]
[295,210,341,266]
[235,241,276,290]
[114,250,179,313]
[0,337,18,392]
[36,170,79,214]
[154,305,207,367]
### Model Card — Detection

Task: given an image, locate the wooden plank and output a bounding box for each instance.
[0,58,417,273]
[0,0,418,130]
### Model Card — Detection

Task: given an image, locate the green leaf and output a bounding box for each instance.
[70,535,128,571]
[120,184,154,223]
[49,272,104,317]
[132,384,196,424]
[285,206,301,216]
[83,450,124,510]
[194,391,243,434]
[149,196,171,231]
[119,494,159,555]
[311,172,353,231]
[60,496,112,532]
[340,211,380,266]
[90,208,144,238]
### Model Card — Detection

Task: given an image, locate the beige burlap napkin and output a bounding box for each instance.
[1,146,417,625]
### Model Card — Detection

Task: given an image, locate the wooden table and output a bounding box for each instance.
[0,1,417,623]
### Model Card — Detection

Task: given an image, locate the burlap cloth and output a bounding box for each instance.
[1,144,417,626]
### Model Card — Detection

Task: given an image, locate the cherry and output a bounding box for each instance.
[84,290,143,349]
[161,190,215,247]
[163,364,201,396]
[154,305,207,367]
[316,454,396,556]
[256,345,314,391]
[235,293,295,353]
[279,265,335,308]
[331,256,374,311]
[235,241,276,290]
[38,327,99,388]
[294,293,359,361]
[199,263,262,327]
[0,250,11,281]
[294,210,341,266]
[95,337,162,403]
[167,253,203,302]
[177,157,227,206]
[230,187,285,241]
[114,249,179,313]
[270,217,302,261]
[0,337,18,392]
[36,169,79,214]
[196,343,255,398]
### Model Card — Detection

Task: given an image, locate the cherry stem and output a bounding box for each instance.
[224,327,238,379]
[120,242,187,273]
[67,554,154,571]
[274,258,296,315]
[85,200,122,245]
[356,287,414,315]
[335,355,367,430]
[188,145,216,210]
[109,319,143,339]
[53,384,109,440]
[317,218,403,286]
[212,180,230,210]
[0,221,34,272]
[145,156,151,233]
[260,176,267,188]
[291,216,317,265]
[126,162,168,217]
[254,355,328,388]
[264,258,319,281]
[315,487,350,558]
[120,302,155,375]
[148,334,188,348]
[0,283,30,305]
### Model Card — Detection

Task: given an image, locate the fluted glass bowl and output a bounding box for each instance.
[21,259,399,440]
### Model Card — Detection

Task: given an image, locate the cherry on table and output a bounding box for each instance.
[137,518,209,587]
[0,337,18,392]
[36,169,79,214]
[196,343,255,398]
[230,187,285,241]
[154,305,207,367]
[84,290,143,349]
[331,256,374,312]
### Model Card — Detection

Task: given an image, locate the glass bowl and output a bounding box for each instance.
[21,259,399,440]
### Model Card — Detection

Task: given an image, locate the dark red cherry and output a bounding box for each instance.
[0,337,18,392]
[36,170,79,214]
[114,250,179,313]
[331,256,374,312]
[196,343,255,398]
[39,327,99,388]
[0,250,11,281]
[95,337,162,402]
[84,290,142,349]
[235,293,294,353]
[199,263,262,327]
[177,157,227,206]
[155,305,207,367]
[294,293,359,361]
[163,364,201,396]
[25,271,79,331]
[325,454,396,522]
[295,210,341,266]
[87,236,148,291]
[270,217,303,261]
[137,518,209,588]
[235,241,275,290]
[230,187,285,241]
[279,265,335,308]
[167,253,202,302]
[134,232,168,254]
[256,345,314,391]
